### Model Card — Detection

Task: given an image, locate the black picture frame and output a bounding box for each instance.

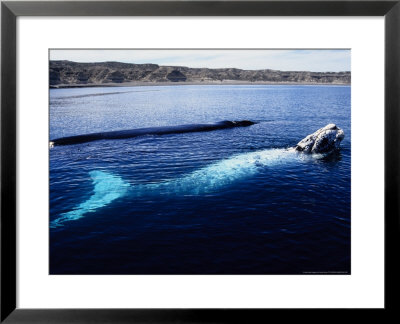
[1,0,399,322]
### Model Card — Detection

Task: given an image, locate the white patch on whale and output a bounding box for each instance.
[146,148,296,195]
[51,148,297,227]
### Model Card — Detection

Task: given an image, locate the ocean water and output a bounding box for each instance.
[49,85,351,274]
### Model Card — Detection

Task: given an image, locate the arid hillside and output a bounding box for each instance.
[50,60,351,87]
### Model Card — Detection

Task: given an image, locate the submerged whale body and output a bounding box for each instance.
[50,124,344,227]
[49,120,256,146]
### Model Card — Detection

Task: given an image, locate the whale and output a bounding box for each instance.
[50,124,344,228]
[49,120,256,147]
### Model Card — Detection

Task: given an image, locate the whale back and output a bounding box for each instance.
[50,120,256,146]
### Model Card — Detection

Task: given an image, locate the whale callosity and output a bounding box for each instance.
[295,124,344,154]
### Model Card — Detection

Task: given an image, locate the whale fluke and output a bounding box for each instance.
[50,120,256,146]
[295,124,344,154]
[50,170,130,227]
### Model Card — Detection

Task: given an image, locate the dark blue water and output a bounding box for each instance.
[49,85,351,274]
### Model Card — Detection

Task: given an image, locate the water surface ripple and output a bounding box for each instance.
[50,85,351,274]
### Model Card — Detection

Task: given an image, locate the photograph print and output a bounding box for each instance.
[49,49,351,274]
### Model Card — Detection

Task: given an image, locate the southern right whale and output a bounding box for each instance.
[49,120,256,146]
[50,124,344,227]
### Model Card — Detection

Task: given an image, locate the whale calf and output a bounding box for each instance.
[49,120,256,146]
[50,124,344,227]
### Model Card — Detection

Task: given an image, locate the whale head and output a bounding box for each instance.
[295,124,344,154]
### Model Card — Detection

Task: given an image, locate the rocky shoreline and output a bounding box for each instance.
[50,60,351,88]
[50,80,350,89]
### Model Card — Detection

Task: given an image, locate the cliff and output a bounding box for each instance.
[49,60,351,87]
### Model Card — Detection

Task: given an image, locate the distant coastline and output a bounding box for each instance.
[50,60,351,88]
[50,80,351,89]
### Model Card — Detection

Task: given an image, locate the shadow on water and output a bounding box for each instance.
[320,150,342,163]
